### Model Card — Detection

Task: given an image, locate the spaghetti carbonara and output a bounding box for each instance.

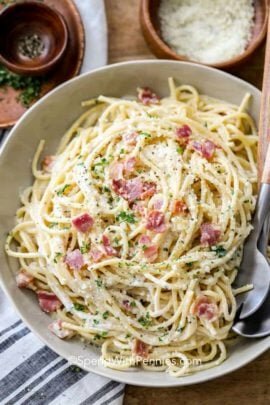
[5,79,258,376]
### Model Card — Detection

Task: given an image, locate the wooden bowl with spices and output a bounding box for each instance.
[140,0,268,70]
[0,1,68,76]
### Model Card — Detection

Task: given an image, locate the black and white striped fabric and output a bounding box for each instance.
[0,291,125,405]
[0,1,125,403]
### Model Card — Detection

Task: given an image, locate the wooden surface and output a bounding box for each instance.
[260,5,270,178]
[0,0,85,128]
[104,1,270,404]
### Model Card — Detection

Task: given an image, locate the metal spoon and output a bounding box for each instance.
[233,215,270,337]
[234,175,270,320]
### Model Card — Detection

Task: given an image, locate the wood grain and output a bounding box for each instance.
[259,8,270,179]
[262,144,270,183]
[104,1,270,403]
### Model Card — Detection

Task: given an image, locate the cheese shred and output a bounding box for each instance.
[159,0,255,64]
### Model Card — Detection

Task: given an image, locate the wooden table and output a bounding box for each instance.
[104,1,270,404]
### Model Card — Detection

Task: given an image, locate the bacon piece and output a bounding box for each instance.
[171,199,188,215]
[153,198,163,210]
[137,87,160,106]
[109,162,124,180]
[110,158,136,180]
[139,235,152,245]
[143,245,158,262]
[112,178,143,202]
[141,181,157,199]
[90,248,104,263]
[200,223,221,246]
[102,235,117,256]
[16,269,34,289]
[176,125,192,144]
[138,235,158,262]
[146,210,166,233]
[72,213,94,233]
[42,155,56,172]
[112,178,157,202]
[132,339,149,358]
[124,157,137,174]
[65,249,84,270]
[122,300,132,311]
[191,140,216,160]
[132,201,146,217]
[48,320,74,339]
[124,131,138,146]
[193,295,218,321]
[37,291,62,313]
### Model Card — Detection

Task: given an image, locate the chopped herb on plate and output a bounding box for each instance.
[0,64,42,107]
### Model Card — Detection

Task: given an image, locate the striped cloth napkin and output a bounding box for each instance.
[0,293,125,405]
[0,1,125,403]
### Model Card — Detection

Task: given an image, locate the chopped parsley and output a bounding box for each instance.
[113,238,120,247]
[177,146,184,154]
[97,157,108,166]
[95,279,103,288]
[53,252,62,263]
[94,331,108,340]
[139,131,151,138]
[130,301,137,307]
[0,64,42,107]
[211,245,227,258]
[102,311,109,319]
[74,303,87,312]
[116,211,137,224]
[80,241,90,254]
[138,312,152,328]
[93,157,109,171]
[57,184,71,196]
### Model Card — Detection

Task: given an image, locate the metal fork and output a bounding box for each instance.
[233,215,270,337]
[233,152,270,320]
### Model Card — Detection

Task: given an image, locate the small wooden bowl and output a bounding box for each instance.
[140,0,268,70]
[0,1,68,76]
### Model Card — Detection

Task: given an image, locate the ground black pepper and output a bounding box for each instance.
[18,34,44,59]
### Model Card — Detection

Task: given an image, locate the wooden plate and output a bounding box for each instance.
[0,0,85,128]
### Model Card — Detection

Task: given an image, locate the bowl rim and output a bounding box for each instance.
[0,1,68,75]
[0,59,270,387]
[140,0,269,70]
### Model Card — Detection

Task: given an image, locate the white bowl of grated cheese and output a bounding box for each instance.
[140,0,268,69]
[0,60,269,387]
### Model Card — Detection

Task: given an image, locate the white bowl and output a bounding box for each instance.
[0,61,269,387]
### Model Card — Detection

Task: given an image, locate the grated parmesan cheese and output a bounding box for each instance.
[159,0,255,64]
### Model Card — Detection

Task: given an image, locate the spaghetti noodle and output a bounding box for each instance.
[5,79,258,376]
